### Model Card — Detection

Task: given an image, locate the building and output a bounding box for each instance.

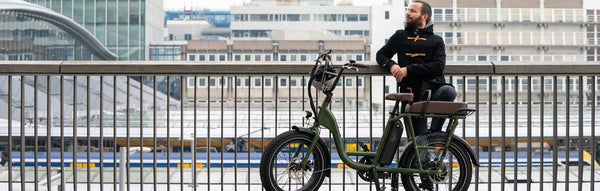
[24,0,164,61]
[0,0,117,60]
[180,39,371,107]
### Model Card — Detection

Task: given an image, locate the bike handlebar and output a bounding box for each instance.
[350,62,369,68]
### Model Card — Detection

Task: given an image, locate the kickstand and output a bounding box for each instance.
[371,167,386,191]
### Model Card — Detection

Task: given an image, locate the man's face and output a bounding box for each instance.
[406,2,425,27]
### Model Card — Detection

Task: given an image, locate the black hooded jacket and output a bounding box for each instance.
[376,22,446,98]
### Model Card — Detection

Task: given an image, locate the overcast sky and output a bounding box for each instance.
[165,0,600,11]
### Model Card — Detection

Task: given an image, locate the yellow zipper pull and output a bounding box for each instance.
[414,35,419,42]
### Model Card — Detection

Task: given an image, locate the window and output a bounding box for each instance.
[189,55,195,61]
[478,56,487,61]
[346,55,353,61]
[254,78,262,87]
[255,55,261,61]
[187,77,195,88]
[209,78,228,88]
[280,55,287,61]
[300,55,307,61]
[198,55,206,61]
[290,79,298,87]
[219,55,226,61]
[501,56,510,61]
[356,55,363,61]
[385,11,390,19]
[359,14,368,21]
[245,55,251,61]
[279,78,287,87]
[265,55,272,61]
[290,55,297,61]
[265,78,272,87]
[198,78,206,88]
[357,78,364,87]
[234,55,241,61]
[346,78,353,87]
[209,55,216,61]
[184,34,192,40]
[336,55,343,61]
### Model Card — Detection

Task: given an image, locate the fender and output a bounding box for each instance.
[400,132,479,167]
[292,126,331,177]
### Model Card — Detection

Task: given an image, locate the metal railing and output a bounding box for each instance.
[0,61,599,191]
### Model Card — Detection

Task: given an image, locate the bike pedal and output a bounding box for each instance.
[358,142,369,152]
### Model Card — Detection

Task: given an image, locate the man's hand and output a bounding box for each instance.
[390,65,408,82]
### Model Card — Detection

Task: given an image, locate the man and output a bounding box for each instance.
[377,0,456,136]
[377,1,456,190]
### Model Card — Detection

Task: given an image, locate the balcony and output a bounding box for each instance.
[0,61,599,190]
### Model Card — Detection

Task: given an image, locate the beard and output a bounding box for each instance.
[405,15,423,28]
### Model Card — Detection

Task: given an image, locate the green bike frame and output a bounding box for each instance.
[296,97,469,175]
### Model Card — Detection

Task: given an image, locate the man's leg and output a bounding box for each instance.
[429,85,457,132]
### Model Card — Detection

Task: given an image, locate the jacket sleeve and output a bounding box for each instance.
[406,37,446,79]
[376,31,401,71]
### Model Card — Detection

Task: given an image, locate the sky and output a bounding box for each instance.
[165,0,600,11]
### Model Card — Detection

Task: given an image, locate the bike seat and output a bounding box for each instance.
[408,101,469,115]
[385,93,414,102]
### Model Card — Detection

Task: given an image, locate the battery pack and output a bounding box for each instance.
[379,120,404,166]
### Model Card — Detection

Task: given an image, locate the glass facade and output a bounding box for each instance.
[0,11,94,60]
[26,0,147,61]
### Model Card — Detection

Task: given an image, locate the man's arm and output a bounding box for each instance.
[405,38,446,79]
[376,31,401,71]
[377,31,406,81]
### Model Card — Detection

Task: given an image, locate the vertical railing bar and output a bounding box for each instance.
[73,76,78,191]
[590,76,598,191]
[153,76,157,191]
[260,75,264,189]
[8,75,12,191]
[180,76,184,191]
[591,75,596,191]
[540,76,545,191]
[140,75,145,191]
[234,76,238,190]
[221,76,225,191]
[207,76,212,190]
[578,76,584,191]
[501,76,506,191]
[100,76,104,191]
[34,76,38,191]
[275,76,279,190]
[355,75,359,191]
[167,76,171,191]
[87,76,91,191]
[20,75,25,191]
[566,76,570,191]
[475,76,480,191]
[61,76,65,191]
[369,76,373,191]
[553,76,558,191]
[47,76,52,191]
[193,76,197,191]
[462,76,466,138]
[342,76,346,191]
[488,76,492,191]
[527,76,532,190]
[126,77,131,191]
[113,76,117,191]
[514,76,518,191]
[247,75,251,191]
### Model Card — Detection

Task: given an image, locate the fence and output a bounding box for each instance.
[0,61,599,190]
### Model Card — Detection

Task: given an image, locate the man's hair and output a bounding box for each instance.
[413,1,432,24]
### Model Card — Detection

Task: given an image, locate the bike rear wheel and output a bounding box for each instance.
[259,131,327,191]
[399,133,473,191]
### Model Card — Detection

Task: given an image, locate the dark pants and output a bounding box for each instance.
[411,85,457,136]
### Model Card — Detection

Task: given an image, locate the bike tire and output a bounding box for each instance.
[399,132,473,191]
[259,130,327,191]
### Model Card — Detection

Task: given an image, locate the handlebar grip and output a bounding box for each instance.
[352,63,369,68]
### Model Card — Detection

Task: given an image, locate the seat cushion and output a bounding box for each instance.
[385,93,414,102]
[408,101,468,115]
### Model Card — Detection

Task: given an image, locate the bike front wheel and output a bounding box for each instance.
[399,132,473,191]
[259,131,328,191]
